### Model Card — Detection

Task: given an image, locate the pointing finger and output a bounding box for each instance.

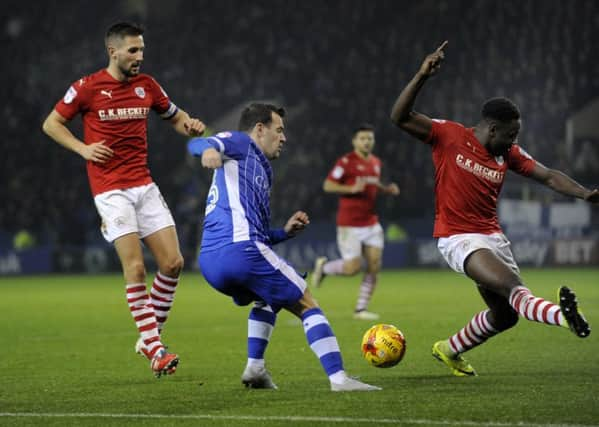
[436,40,448,52]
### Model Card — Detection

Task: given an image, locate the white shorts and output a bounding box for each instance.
[437,232,519,274]
[94,183,175,243]
[337,223,384,260]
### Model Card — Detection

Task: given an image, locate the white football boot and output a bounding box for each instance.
[331,374,381,391]
[353,310,380,320]
[241,365,278,389]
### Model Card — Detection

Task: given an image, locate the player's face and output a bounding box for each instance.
[113,35,145,78]
[352,130,375,157]
[258,113,286,160]
[488,119,521,156]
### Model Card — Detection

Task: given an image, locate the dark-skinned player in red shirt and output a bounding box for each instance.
[390,41,597,376]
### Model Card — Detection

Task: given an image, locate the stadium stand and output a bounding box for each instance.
[1,0,597,265]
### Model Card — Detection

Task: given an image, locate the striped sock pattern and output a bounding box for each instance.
[247,302,276,361]
[509,286,564,326]
[448,309,499,354]
[355,273,377,312]
[150,272,179,332]
[126,283,163,358]
[301,308,344,376]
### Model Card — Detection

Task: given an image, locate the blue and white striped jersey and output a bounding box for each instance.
[188,131,287,252]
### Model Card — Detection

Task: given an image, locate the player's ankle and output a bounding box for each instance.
[328,370,347,384]
[246,358,265,370]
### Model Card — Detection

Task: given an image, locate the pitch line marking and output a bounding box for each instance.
[0,412,597,427]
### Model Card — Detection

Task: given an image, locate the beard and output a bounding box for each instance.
[488,142,511,157]
[119,63,140,78]
[495,146,511,156]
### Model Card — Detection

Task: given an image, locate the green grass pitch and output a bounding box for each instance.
[1,269,598,426]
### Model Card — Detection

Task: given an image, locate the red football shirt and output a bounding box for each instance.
[55,69,178,196]
[425,119,536,237]
[327,151,382,227]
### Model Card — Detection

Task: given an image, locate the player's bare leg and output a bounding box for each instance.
[353,245,381,320]
[463,249,521,299]
[465,249,588,332]
[144,226,184,278]
[340,257,362,275]
[132,226,184,371]
[115,233,178,377]
[115,233,147,285]
[311,256,361,288]
[433,286,517,376]
[144,226,184,332]
[476,286,520,332]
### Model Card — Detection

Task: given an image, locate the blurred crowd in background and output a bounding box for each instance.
[2,0,598,261]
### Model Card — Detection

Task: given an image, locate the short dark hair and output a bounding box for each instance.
[481,97,520,122]
[105,22,144,46]
[353,123,375,137]
[238,103,286,132]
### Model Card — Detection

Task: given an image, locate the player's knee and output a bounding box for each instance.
[287,290,319,317]
[162,254,184,277]
[124,261,146,283]
[499,273,524,299]
[366,259,382,274]
[507,274,524,288]
[343,259,362,275]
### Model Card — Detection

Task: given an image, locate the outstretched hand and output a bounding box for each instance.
[418,40,448,77]
[284,211,310,237]
[584,189,599,203]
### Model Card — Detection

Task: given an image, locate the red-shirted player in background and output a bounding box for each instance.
[42,22,205,378]
[390,41,598,376]
[311,124,400,320]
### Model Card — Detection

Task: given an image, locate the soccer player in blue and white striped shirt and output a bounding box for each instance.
[188,103,380,391]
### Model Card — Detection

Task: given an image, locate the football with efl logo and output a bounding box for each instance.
[361,324,406,368]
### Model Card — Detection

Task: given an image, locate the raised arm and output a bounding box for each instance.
[390,41,447,141]
[529,162,599,203]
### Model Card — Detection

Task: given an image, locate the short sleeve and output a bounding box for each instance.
[218,131,251,160]
[327,157,347,183]
[507,145,537,176]
[423,119,453,146]
[148,77,178,119]
[54,79,88,120]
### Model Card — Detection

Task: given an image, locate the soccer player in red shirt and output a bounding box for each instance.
[311,124,400,320]
[42,22,205,378]
[390,41,598,376]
